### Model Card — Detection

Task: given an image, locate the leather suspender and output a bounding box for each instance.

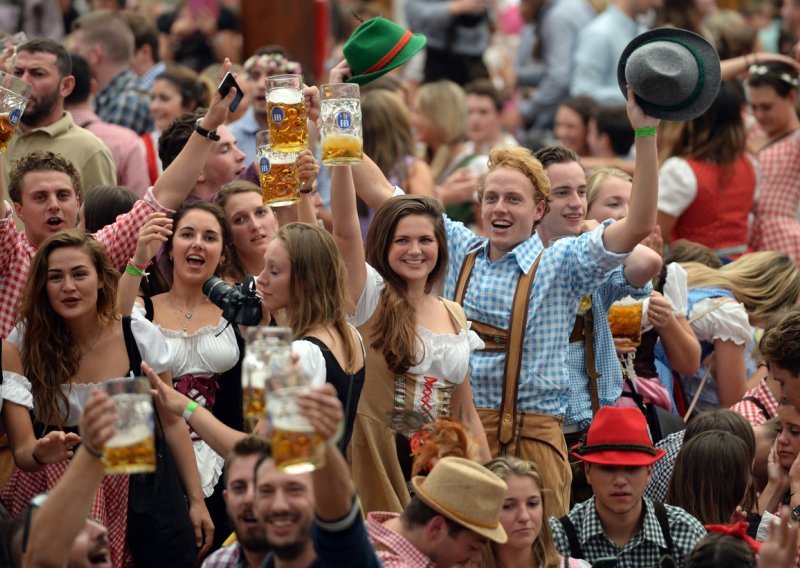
[453,249,543,446]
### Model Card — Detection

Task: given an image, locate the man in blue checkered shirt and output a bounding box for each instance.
[440,91,660,517]
[532,148,660,435]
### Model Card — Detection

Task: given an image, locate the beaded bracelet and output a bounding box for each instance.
[128,257,149,271]
[634,126,657,138]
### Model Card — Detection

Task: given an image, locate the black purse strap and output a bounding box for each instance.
[742,396,772,420]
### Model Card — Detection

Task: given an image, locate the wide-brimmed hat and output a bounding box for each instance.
[617,27,721,121]
[410,456,508,543]
[343,17,427,86]
[571,407,666,466]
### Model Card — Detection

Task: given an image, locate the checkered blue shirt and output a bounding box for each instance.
[565,267,652,428]
[443,217,628,416]
[550,496,706,567]
[94,69,153,135]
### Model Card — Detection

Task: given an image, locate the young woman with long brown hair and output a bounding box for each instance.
[0,229,209,566]
[330,165,490,514]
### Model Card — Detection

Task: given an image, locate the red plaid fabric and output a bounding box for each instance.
[1,460,132,567]
[0,189,171,338]
[366,512,437,568]
[748,131,800,263]
[730,379,779,427]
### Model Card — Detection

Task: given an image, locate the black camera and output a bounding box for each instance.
[203,275,263,326]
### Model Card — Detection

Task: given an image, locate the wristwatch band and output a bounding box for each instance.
[194,119,220,141]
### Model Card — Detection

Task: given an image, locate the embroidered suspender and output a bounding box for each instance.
[453,249,542,446]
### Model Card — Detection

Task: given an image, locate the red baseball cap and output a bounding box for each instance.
[571,407,666,466]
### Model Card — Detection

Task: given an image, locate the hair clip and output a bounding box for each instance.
[748,64,800,87]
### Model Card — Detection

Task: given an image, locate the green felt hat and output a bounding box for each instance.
[343,17,427,86]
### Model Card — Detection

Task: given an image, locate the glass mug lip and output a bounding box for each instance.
[0,70,32,98]
[320,82,360,99]
[266,73,302,90]
[101,375,151,395]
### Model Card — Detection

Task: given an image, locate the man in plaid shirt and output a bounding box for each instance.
[202,437,270,568]
[550,407,706,566]
[0,69,240,338]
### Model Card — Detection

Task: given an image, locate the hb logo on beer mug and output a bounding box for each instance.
[0,71,32,153]
[320,83,363,166]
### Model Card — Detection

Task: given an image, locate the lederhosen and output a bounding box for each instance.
[453,249,572,517]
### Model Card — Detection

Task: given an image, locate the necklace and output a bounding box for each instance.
[79,328,103,360]
[168,292,209,332]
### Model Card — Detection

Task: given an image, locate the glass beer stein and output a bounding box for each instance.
[266,74,308,152]
[0,71,32,153]
[320,83,363,166]
[256,130,300,208]
[101,377,156,474]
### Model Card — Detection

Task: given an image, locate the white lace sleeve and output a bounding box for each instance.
[350,264,384,328]
[292,340,327,388]
[2,371,32,409]
[130,310,172,375]
[663,263,689,317]
[689,298,751,345]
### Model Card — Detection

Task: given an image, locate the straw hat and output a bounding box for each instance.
[343,17,427,86]
[617,27,721,121]
[410,456,508,543]
[571,407,667,466]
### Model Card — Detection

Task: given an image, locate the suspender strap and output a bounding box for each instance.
[453,249,478,306]
[498,253,542,446]
[569,307,600,414]
[653,501,674,557]
[742,396,772,420]
[583,307,600,415]
[558,515,583,559]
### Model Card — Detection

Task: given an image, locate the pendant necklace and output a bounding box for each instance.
[169,292,208,332]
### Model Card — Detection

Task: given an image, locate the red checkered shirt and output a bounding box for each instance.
[201,541,249,568]
[366,512,437,568]
[730,378,780,427]
[0,188,171,338]
[748,130,800,264]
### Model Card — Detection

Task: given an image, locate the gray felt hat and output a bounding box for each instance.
[617,27,721,121]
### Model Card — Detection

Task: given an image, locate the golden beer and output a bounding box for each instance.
[243,386,265,433]
[608,302,644,349]
[102,423,156,474]
[0,111,19,152]
[322,134,363,165]
[258,153,299,207]
[267,88,308,152]
[270,428,326,474]
[267,385,325,473]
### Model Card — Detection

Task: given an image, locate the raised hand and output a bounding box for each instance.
[131,213,173,270]
[34,430,82,465]
[626,86,659,130]
[297,149,321,192]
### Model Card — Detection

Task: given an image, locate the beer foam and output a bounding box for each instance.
[106,423,153,447]
[268,88,302,105]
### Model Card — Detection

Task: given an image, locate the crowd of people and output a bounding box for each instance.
[2,0,800,567]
